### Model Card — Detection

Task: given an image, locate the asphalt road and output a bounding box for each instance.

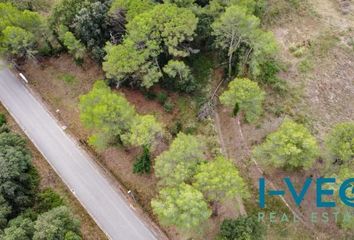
[0,65,158,240]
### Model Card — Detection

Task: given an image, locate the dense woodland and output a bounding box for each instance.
[0,0,353,239]
[0,113,82,239]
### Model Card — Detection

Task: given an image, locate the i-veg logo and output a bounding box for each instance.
[259,177,354,208]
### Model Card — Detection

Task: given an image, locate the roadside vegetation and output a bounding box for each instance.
[0,0,353,239]
[0,112,83,239]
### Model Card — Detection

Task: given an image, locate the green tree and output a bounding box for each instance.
[154,133,205,186]
[219,78,265,123]
[33,206,81,240]
[212,5,259,78]
[193,156,248,204]
[219,216,265,240]
[36,188,64,213]
[0,131,38,213]
[2,216,34,240]
[0,195,11,229]
[49,0,88,32]
[65,231,82,240]
[72,1,110,61]
[109,0,155,22]
[0,26,36,58]
[103,3,198,88]
[79,80,136,150]
[123,115,162,148]
[163,60,197,93]
[60,30,85,63]
[212,5,277,78]
[252,119,319,170]
[326,122,354,164]
[151,183,211,230]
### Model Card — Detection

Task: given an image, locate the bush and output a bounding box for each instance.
[256,59,286,91]
[156,92,168,105]
[36,188,65,212]
[0,113,6,126]
[169,121,182,137]
[163,101,174,113]
[219,216,265,240]
[133,147,151,174]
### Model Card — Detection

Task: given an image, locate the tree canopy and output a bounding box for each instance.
[103,3,198,88]
[220,77,265,122]
[154,133,205,186]
[252,119,319,170]
[193,156,248,202]
[33,206,81,240]
[151,183,211,230]
[79,80,162,149]
[326,122,354,164]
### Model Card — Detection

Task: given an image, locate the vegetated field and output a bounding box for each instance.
[3,0,353,239]
[0,104,107,240]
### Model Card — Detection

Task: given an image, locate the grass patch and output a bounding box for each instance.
[58,73,76,85]
[298,58,314,73]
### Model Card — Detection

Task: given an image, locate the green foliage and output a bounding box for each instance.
[2,215,34,240]
[219,216,265,240]
[80,80,163,149]
[33,206,81,240]
[0,131,38,213]
[0,195,11,229]
[255,58,286,91]
[252,119,319,170]
[0,113,6,126]
[72,1,111,61]
[0,0,50,11]
[220,78,265,122]
[65,231,82,240]
[156,92,168,105]
[163,101,174,113]
[151,183,211,230]
[163,60,197,93]
[109,0,155,21]
[326,122,354,164]
[36,188,64,213]
[0,3,42,58]
[59,29,85,64]
[133,147,151,174]
[103,3,198,88]
[0,26,36,58]
[154,133,205,186]
[212,4,277,78]
[193,156,248,202]
[79,80,136,149]
[49,0,87,32]
[123,115,162,148]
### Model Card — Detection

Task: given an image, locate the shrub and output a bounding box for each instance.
[0,113,6,126]
[163,101,174,113]
[169,121,182,137]
[133,147,151,174]
[219,216,265,240]
[156,92,168,105]
[36,188,65,212]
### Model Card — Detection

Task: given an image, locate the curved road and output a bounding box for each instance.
[0,65,159,240]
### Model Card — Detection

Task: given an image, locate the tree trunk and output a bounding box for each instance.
[212,201,219,217]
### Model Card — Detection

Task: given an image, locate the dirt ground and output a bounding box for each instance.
[0,104,107,240]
